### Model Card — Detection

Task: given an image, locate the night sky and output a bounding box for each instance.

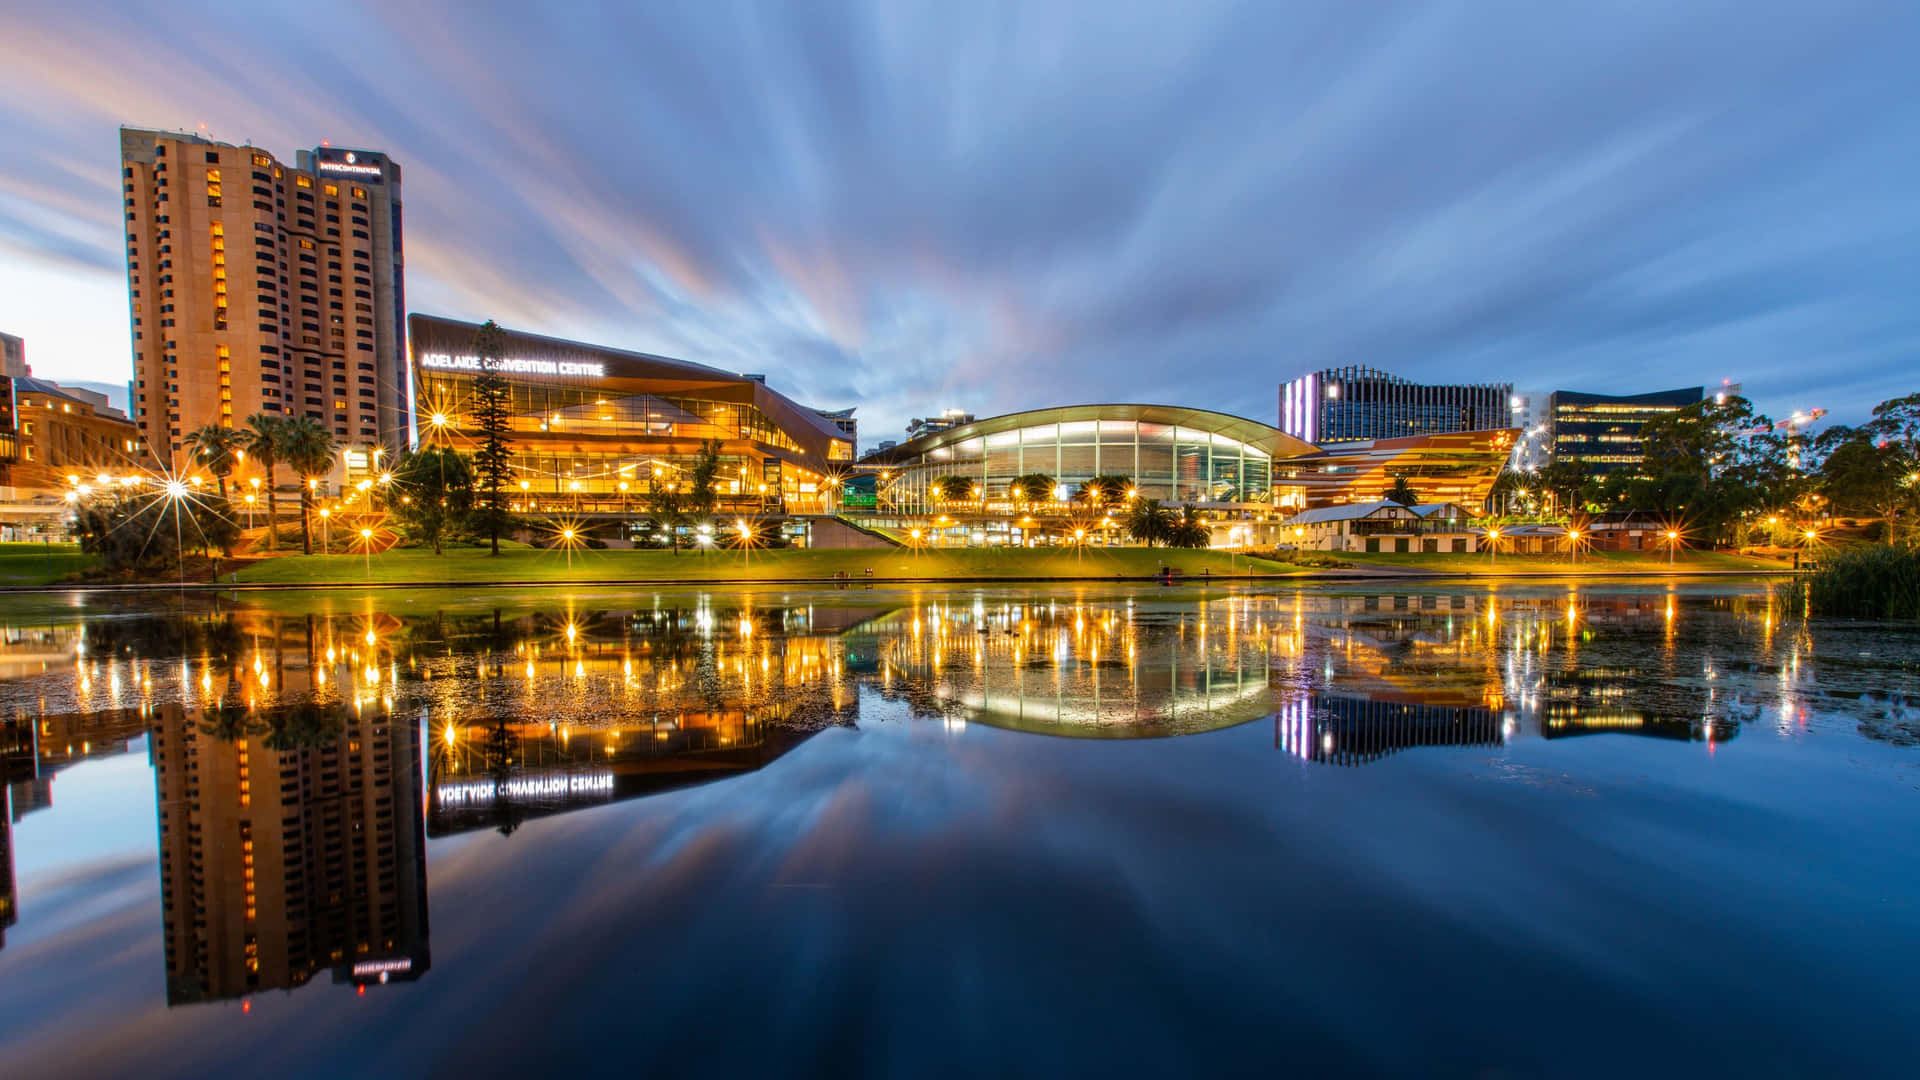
[2,1,1915,443]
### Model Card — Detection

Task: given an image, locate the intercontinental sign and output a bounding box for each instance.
[419,352,606,378]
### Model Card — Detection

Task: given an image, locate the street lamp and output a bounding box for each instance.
[164,479,189,584]
[1564,528,1582,564]
[1074,526,1086,563]
[360,527,374,580]
[561,527,576,570]
[319,507,331,553]
[1486,527,1502,566]
[244,492,257,528]
[1665,529,1680,566]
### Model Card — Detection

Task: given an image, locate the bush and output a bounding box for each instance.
[1786,544,1920,619]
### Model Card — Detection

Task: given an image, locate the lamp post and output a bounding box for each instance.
[244,492,256,529]
[1665,529,1680,567]
[1565,529,1581,565]
[561,527,576,571]
[164,479,188,585]
[319,507,331,554]
[1074,526,1086,563]
[360,527,373,580]
[1486,527,1502,567]
[735,518,751,567]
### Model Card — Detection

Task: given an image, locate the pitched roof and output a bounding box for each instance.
[1283,500,1467,525]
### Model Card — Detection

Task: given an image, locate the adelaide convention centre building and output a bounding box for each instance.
[406,315,1512,548]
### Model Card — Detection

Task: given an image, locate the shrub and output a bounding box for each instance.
[1786,543,1920,619]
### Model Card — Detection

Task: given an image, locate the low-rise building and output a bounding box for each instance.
[1281,500,1480,553]
[0,377,149,539]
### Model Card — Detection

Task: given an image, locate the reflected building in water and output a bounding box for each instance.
[148,614,431,1005]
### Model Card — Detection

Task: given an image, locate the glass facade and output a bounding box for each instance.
[890,414,1273,510]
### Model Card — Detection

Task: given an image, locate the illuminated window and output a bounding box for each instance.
[296,175,312,188]
[324,183,338,196]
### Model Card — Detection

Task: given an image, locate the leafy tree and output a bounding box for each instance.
[1818,426,1911,544]
[1385,476,1419,507]
[1167,504,1212,548]
[277,416,337,555]
[74,491,240,571]
[186,424,242,500]
[390,446,473,554]
[1533,459,1594,515]
[686,440,723,536]
[1624,395,1796,546]
[242,413,286,550]
[1010,473,1056,504]
[644,475,689,554]
[1127,498,1175,547]
[1075,474,1131,505]
[470,320,516,555]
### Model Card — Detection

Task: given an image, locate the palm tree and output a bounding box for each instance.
[1168,504,1212,548]
[243,413,286,551]
[1075,474,1130,506]
[278,417,338,555]
[1385,475,1419,507]
[1127,498,1175,547]
[186,424,241,500]
[1011,472,1056,505]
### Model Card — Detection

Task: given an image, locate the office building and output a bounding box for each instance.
[1547,387,1704,473]
[120,128,409,475]
[1280,365,1510,444]
[409,315,854,515]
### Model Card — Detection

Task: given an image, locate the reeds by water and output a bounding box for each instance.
[1781,544,1920,619]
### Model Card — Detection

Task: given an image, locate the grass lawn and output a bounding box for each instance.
[0,542,98,586]
[1334,548,1794,575]
[233,545,1307,585]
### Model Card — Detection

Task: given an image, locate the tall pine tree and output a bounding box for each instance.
[470,320,515,555]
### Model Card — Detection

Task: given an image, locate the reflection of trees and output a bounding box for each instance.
[264,701,351,752]
[199,698,268,742]
[484,719,522,837]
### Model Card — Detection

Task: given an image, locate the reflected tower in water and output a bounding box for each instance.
[151,624,430,1004]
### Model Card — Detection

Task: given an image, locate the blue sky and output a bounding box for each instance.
[1,1,1915,443]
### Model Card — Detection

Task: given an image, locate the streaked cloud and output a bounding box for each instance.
[0,0,1914,441]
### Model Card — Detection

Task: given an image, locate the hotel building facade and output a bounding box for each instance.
[120,129,409,474]
[408,315,854,516]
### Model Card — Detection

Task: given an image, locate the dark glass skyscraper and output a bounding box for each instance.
[1281,366,1510,444]
[1547,387,1704,473]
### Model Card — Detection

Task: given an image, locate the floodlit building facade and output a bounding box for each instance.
[408,315,855,517]
[858,404,1510,546]
[121,128,409,474]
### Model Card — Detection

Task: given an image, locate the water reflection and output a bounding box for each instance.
[0,583,1912,1008]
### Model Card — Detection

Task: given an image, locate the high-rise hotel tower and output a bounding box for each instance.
[120,128,410,475]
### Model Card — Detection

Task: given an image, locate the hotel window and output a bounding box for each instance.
[296,174,311,188]
[324,183,338,196]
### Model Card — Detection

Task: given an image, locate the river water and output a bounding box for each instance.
[0,579,1915,1077]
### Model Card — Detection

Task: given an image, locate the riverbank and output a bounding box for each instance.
[2,542,1802,593]
[222,545,1307,586]
[0,542,97,587]
[1334,549,1795,576]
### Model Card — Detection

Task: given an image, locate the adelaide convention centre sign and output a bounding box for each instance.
[419,352,605,378]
